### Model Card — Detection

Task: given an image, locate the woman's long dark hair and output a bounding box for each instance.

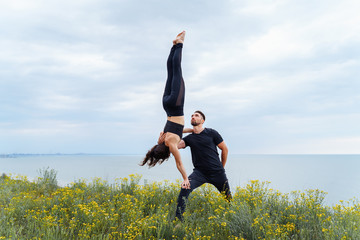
[140,143,170,167]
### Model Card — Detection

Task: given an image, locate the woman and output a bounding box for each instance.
[141,31,190,189]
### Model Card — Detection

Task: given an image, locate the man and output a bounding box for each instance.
[176,110,231,220]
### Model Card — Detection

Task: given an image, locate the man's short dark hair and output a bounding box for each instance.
[195,110,205,121]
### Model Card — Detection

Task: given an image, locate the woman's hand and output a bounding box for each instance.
[181,179,190,189]
[157,132,166,144]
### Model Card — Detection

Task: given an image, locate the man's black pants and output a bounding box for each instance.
[175,168,231,220]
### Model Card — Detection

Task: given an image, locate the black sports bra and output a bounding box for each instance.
[163,120,184,139]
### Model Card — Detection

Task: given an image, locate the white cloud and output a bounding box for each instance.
[0,120,82,136]
[245,24,313,61]
[35,94,83,111]
[233,0,287,15]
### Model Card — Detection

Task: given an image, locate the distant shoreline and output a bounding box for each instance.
[0,153,140,158]
[1,153,359,158]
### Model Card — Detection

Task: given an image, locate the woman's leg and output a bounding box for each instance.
[162,43,185,116]
[163,31,186,117]
[172,44,185,107]
[163,45,177,97]
[171,43,185,106]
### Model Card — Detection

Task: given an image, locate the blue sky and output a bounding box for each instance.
[1,0,359,154]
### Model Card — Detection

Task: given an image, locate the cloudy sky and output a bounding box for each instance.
[1,0,359,154]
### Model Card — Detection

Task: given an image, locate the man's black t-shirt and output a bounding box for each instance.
[183,128,224,174]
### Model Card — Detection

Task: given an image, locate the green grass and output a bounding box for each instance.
[0,170,359,239]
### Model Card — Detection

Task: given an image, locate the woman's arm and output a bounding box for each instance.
[168,143,190,189]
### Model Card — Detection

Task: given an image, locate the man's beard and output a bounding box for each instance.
[191,120,200,126]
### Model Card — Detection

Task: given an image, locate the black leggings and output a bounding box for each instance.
[162,43,185,117]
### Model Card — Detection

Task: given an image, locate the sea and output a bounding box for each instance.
[1,154,359,206]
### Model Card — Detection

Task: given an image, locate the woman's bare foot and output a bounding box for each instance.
[174,31,185,44]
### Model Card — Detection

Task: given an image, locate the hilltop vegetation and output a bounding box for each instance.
[0,169,359,239]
